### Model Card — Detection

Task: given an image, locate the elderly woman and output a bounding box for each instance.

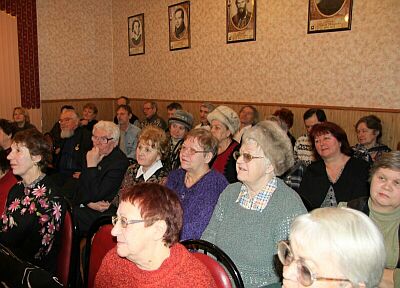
[80,102,99,132]
[164,110,194,171]
[166,129,228,240]
[353,115,391,164]
[12,106,37,132]
[340,151,400,287]
[298,122,370,210]
[208,105,240,183]
[279,207,386,288]
[95,183,217,287]
[202,120,307,287]
[0,129,62,273]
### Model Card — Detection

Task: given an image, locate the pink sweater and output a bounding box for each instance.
[95,243,217,288]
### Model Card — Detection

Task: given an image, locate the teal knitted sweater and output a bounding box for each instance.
[202,179,307,287]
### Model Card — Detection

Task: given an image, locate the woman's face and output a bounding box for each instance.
[282,240,350,288]
[82,108,96,121]
[314,133,342,160]
[13,109,25,124]
[169,122,186,140]
[370,167,400,213]
[356,122,378,147]
[210,120,231,143]
[7,142,40,178]
[136,140,160,170]
[180,137,210,173]
[111,201,155,263]
[236,141,269,185]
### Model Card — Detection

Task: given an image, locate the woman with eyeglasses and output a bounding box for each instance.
[202,120,307,287]
[166,128,228,240]
[95,183,217,287]
[278,207,385,288]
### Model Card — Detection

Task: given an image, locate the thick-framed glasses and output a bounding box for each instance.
[233,151,264,163]
[180,145,210,156]
[277,241,351,287]
[112,216,146,228]
[91,135,114,144]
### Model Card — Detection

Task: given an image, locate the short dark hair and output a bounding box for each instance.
[175,8,184,18]
[0,150,10,174]
[0,119,15,137]
[132,19,141,31]
[120,183,183,247]
[303,108,327,122]
[273,108,294,129]
[309,122,352,158]
[355,115,383,142]
[13,129,52,172]
[61,105,74,112]
[167,102,183,111]
[117,96,130,105]
[116,104,132,115]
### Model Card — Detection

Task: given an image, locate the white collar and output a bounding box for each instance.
[136,160,163,181]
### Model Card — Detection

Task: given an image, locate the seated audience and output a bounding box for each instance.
[164,110,193,171]
[194,102,215,130]
[0,151,17,215]
[113,96,139,126]
[298,122,370,210]
[352,114,391,164]
[273,108,296,147]
[166,129,228,240]
[73,121,129,235]
[279,207,385,288]
[208,105,240,183]
[140,101,167,131]
[0,130,62,273]
[202,121,307,287]
[95,183,217,288]
[166,102,183,119]
[48,105,75,154]
[233,105,259,143]
[116,104,141,161]
[341,151,400,287]
[12,106,37,132]
[294,108,327,166]
[80,102,99,132]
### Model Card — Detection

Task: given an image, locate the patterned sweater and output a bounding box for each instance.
[202,179,307,287]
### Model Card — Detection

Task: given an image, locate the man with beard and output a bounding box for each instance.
[131,19,142,46]
[174,8,186,39]
[231,0,252,29]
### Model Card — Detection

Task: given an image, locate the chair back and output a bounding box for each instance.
[84,216,116,288]
[181,239,244,288]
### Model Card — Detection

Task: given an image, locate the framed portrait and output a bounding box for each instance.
[226,0,256,43]
[308,0,353,33]
[168,1,191,51]
[128,13,145,56]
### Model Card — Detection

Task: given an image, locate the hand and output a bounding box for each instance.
[80,119,89,126]
[72,172,81,179]
[87,201,111,212]
[86,147,104,167]
[379,269,395,288]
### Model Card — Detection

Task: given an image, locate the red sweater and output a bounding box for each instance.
[0,171,17,215]
[95,243,217,288]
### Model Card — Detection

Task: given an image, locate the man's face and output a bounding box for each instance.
[199,106,209,124]
[143,103,156,119]
[117,108,132,126]
[236,0,247,14]
[167,109,177,119]
[239,107,255,126]
[175,10,184,29]
[133,21,140,35]
[116,98,127,106]
[59,110,79,139]
[92,128,117,156]
[304,114,321,134]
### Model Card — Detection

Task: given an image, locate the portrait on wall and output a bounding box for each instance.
[128,13,145,56]
[168,1,191,51]
[226,0,256,43]
[308,0,353,33]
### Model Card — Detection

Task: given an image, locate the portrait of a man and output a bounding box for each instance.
[316,0,346,16]
[128,13,145,56]
[226,0,256,43]
[174,8,186,39]
[231,0,252,29]
[131,19,142,46]
[168,1,190,51]
[308,0,352,33]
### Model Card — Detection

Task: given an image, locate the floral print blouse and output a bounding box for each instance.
[0,175,62,271]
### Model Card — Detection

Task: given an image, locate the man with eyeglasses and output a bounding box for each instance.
[73,121,129,236]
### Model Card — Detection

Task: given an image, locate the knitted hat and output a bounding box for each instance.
[207,105,240,135]
[168,110,194,131]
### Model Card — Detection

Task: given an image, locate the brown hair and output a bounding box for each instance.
[83,102,98,115]
[273,108,294,129]
[13,107,30,124]
[185,128,218,158]
[138,126,168,159]
[120,183,183,246]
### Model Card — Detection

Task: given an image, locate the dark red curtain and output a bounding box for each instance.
[0,0,41,109]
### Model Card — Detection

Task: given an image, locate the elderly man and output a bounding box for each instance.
[232,0,252,29]
[140,101,167,131]
[74,121,129,235]
[194,102,215,130]
[233,105,259,143]
[116,105,141,161]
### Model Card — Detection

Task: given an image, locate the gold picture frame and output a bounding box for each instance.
[128,13,145,56]
[227,0,256,43]
[168,1,191,51]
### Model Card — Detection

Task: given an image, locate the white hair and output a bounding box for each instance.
[93,121,120,142]
[290,207,385,288]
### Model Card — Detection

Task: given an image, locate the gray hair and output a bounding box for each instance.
[290,207,385,288]
[370,151,400,181]
[242,120,294,176]
[93,121,120,142]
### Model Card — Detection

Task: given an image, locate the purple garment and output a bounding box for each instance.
[166,169,228,241]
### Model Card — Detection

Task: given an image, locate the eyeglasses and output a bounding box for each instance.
[233,151,264,163]
[277,241,351,286]
[180,145,210,156]
[91,135,114,144]
[112,216,146,228]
